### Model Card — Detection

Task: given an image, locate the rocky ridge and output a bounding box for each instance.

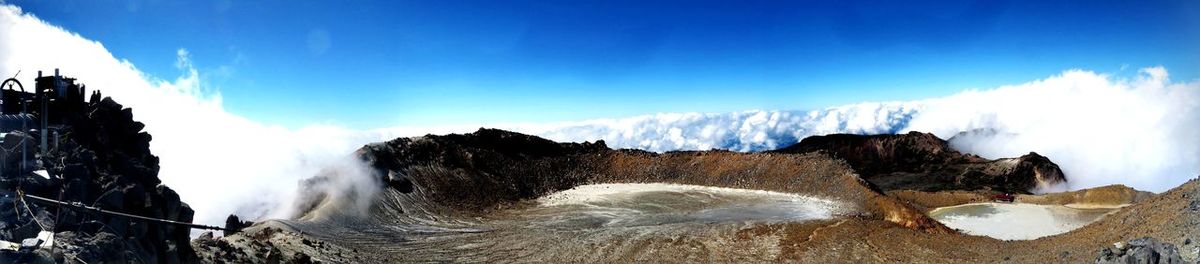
[776,131,1068,193]
[0,90,196,263]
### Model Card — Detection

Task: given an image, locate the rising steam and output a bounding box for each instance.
[287,155,382,221]
[906,68,1200,192]
[0,5,390,228]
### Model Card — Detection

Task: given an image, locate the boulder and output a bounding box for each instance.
[0,131,36,177]
[1096,237,1189,264]
[224,215,253,237]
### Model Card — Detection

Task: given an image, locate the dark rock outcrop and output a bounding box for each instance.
[774,131,1067,193]
[224,214,253,236]
[340,128,609,216]
[0,89,197,263]
[1096,237,1190,264]
[0,131,36,176]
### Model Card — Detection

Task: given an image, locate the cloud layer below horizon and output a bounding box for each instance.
[512,67,1200,194]
[2,5,1197,229]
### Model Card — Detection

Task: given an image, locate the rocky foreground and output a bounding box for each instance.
[0,92,195,263]
[191,129,1197,263]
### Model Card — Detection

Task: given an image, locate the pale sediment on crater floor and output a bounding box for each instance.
[529,183,850,228]
[929,202,1120,240]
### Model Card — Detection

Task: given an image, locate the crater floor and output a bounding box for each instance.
[929,202,1122,240]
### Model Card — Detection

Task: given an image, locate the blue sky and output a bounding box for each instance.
[10,0,1200,129]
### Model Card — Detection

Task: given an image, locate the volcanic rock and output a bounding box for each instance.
[1096,237,1189,264]
[0,131,35,176]
[0,89,197,263]
[775,131,1067,193]
[225,214,254,236]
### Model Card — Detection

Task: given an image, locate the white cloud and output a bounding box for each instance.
[507,69,1200,192]
[0,5,388,229]
[908,68,1200,192]
[507,103,919,152]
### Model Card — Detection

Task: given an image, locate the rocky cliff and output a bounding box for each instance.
[0,92,197,263]
[775,131,1067,193]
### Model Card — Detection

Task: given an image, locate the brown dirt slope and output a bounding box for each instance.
[1017,184,1154,206]
[887,184,1153,212]
[774,178,1198,263]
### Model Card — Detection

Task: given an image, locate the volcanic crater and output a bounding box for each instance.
[191,128,1199,263]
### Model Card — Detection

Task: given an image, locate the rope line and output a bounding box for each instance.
[10,191,228,231]
[15,190,50,231]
